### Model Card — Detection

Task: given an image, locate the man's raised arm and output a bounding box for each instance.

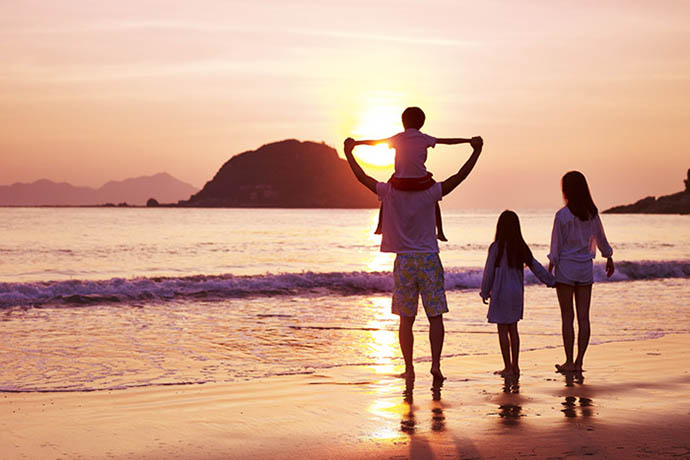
[441,136,483,196]
[344,137,377,194]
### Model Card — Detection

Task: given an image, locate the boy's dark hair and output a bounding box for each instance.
[402,107,425,130]
[494,210,533,269]
[562,171,598,221]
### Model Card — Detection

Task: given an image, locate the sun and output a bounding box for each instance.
[351,104,400,168]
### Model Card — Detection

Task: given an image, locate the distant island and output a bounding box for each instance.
[178,139,379,208]
[0,173,198,206]
[604,169,690,214]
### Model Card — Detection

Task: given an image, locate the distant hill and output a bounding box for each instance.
[604,169,690,214]
[0,173,198,206]
[179,139,379,208]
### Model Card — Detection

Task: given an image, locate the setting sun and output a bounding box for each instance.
[351,103,401,168]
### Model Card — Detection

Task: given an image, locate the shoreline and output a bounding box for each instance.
[3,333,690,459]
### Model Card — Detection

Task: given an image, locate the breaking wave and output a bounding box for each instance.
[1,260,688,308]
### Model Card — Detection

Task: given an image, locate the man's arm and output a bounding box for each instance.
[441,137,483,196]
[343,138,378,194]
[436,138,472,145]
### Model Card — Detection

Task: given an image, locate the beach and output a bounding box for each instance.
[1,208,689,459]
[3,333,690,459]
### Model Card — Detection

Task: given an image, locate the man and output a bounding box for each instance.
[344,135,483,381]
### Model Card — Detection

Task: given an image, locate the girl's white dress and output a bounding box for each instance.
[548,207,613,284]
[480,242,554,324]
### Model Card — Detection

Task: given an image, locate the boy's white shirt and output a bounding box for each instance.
[387,128,437,179]
[376,182,442,254]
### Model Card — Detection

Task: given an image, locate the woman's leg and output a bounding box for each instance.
[573,284,593,371]
[556,283,576,372]
[496,324,512,376]
[509,322,520,376]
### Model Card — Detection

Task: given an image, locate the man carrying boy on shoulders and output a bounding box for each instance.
[343,134,483,381]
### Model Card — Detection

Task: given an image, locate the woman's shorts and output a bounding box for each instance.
[392,253,448,317]
[554,259,593,286]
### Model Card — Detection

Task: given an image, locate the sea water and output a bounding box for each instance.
[1,208,688,391]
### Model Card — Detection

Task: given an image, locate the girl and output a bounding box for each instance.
[548,171,614,375]
[480,210,555,378]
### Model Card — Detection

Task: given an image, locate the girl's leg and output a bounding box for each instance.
[556,283,576,372]
[496,324,512,376]
[573,284,593,371]
[508,322,520,376]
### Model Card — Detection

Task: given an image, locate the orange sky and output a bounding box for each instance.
[1,1,689,208]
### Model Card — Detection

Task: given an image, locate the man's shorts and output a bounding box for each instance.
[392,253,448,317]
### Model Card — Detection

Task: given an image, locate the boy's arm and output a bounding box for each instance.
[441,137,483,196]
[343,138,378,194]
[436,138,472,145]
[352,138,390,147]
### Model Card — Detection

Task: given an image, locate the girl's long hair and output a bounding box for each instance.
[495,210,533,269]
[562,171,598,221]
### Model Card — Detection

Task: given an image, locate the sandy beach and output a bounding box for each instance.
[3,333,690,460]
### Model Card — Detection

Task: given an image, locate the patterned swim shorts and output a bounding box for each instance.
[392,253,448,317]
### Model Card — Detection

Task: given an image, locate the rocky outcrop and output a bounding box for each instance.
[179,139,379,208]
[604,169,690,214]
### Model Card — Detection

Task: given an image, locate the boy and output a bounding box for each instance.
[344,134,484,381]
[349,106,476,241]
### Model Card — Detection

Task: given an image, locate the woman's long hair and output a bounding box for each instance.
[562,171,598,221]
[495,210,533,269]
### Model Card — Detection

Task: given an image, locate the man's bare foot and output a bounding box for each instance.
[398,368,415,380]
[493,368,510,377]
[430,367,446,382]
[555,362,575,373]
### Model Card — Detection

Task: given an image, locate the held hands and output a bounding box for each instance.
[606,257,615,278]
[470,136,483,149]
[344,137,355,154]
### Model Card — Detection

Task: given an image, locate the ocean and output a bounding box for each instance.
[1,208,688,392]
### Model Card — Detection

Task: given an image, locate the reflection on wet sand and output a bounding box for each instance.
[399,378,446,435]
[498,376,523,425]
[562,396,594,418]
[430,379,445,432]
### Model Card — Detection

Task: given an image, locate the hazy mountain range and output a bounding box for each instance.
[0,173,198,206]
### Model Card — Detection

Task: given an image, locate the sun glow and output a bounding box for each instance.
[351,104,400,168]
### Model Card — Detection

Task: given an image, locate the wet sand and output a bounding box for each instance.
[2,333,690,460]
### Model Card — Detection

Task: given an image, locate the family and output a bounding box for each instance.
[343,107,614,383]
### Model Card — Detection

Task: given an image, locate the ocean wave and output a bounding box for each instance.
[1,260,688,308]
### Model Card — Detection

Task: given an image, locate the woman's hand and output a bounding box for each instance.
[606,257,615,278]
[548,262,554,274]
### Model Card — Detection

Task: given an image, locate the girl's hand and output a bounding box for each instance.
[606,257,615,278]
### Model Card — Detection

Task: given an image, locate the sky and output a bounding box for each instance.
[1,0,689,209]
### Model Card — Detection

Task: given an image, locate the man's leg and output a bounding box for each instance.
[399,315,416,379]
[428,314,445,381]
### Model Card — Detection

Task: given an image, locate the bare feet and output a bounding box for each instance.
[555,362,575,374]
[398,368,415,381]
[437,232,448,242]
[494,368,511,377]
[430,367,446,382]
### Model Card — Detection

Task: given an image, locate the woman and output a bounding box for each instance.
[549,171,614,375]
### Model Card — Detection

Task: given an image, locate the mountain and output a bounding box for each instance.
[0,173,198,206]
[604,169,690,214]
[180,139,379,208]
